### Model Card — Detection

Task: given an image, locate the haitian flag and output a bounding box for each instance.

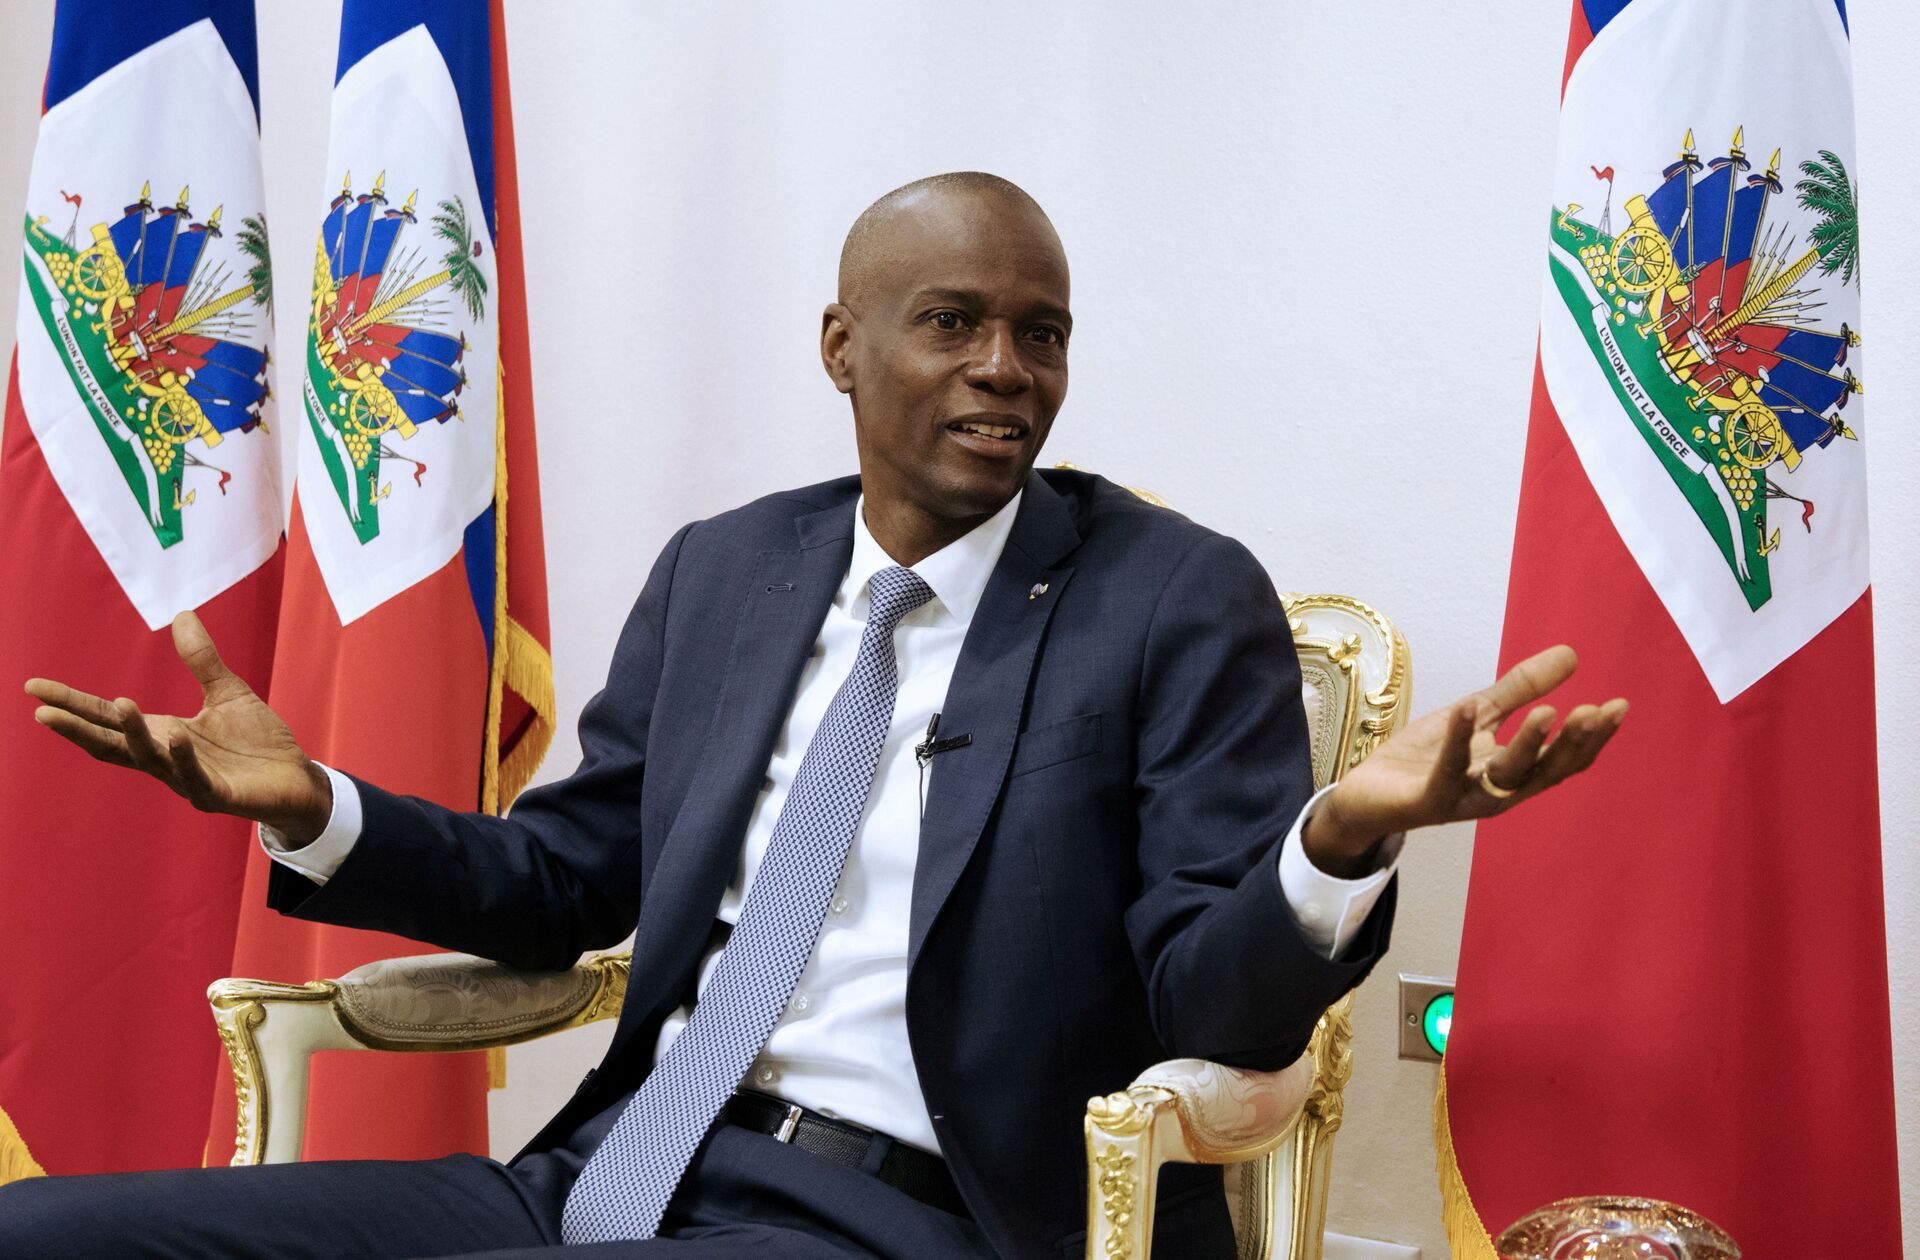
[211,0,552,1162]
[0,2,281,1179]
[1439,0,1899,1255]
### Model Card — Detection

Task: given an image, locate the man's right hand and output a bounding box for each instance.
[25,610,332,845]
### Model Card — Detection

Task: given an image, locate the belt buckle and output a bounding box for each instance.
[774,1102,803,1144]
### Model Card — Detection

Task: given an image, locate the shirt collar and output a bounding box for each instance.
[844,490,1024,625]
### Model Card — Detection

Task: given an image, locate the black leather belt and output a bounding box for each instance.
[724,1090,969,1218]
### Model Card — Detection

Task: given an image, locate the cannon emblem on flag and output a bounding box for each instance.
[1549,127,1862,612]
[304,170,485,545]
[18,183,272,549]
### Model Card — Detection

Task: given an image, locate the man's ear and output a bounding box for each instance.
[820,303,855,395]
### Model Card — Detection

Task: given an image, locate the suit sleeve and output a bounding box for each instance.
[1125,533,1395,1069]
[264,523,694,970]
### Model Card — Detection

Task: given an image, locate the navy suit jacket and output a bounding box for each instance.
[268,468,1394,1260]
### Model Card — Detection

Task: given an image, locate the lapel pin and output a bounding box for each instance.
[1029,582,1049,601]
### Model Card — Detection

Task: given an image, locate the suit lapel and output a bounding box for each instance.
[908,474,1082,965]
[618,499,855,1050]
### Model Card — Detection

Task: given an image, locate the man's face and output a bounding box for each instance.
[824,190,1072,524]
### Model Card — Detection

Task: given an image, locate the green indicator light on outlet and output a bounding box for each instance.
[1422,992,1453,1056]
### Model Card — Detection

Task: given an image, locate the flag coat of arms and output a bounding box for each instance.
[212,0,551,1163]
[1440,1,1900,1255]
[0,0,283,1180]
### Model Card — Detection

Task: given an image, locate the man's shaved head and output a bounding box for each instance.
[821,171,1072,565]
[838,172,1061,307]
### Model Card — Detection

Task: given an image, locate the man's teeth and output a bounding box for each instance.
[956,422,1020,439]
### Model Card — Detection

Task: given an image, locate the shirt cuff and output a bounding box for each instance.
[257,763,363,886]
[1276,783,1402,960]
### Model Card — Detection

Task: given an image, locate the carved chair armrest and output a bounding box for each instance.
[1084,1055,1314,1256]
[208,950,629,1165]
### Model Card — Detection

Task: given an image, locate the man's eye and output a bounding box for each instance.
[929,311,965,331]
[1028,326,1065,346]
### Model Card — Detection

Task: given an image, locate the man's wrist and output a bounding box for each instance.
[261,761,333,849]
[1300,786,1385,879]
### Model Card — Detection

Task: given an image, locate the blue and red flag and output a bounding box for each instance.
[0,0,284,1180]
[1440,1,1898,1255]
[211,0,552,1163]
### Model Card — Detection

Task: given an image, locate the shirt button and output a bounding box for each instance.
[1299,904,1324,924]
[829,896,851,918]
[754,1064,777,1086]
[789,992,811,1014]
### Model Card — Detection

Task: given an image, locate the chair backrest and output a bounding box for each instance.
[1068,464,1414,1260]
[1226,592,1412,1260]
[1287,593,1412,794]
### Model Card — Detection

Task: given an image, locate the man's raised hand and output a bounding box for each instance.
[1301,645,1628,876]
[25,611,332,845]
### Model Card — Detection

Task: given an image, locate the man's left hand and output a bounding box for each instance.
[1300,645,1627,878]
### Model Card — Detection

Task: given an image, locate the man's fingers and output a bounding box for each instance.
[1482,704,1556,789]
[115,697,173,777]
[1530,707,1601,788]
[1557,698,1629,778]
[1521,700,1625,793]
[25,677,127,729]
[1435,699,1477,783]
[34,706,135,767]
[1480,645,1579,719]
[172,610,244,703]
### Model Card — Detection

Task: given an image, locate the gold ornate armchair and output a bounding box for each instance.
[1082,592,1409,1260]
[208,592,1409,1260]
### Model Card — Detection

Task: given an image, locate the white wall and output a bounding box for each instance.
[0,3,1912,1254]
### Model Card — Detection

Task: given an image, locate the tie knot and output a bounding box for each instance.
[865,565,935,629]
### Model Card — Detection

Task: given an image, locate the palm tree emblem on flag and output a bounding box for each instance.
[1549,127,1862,611]
[304,170,486,544]
[17,182,272,548]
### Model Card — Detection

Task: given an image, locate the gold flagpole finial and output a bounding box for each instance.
[1682,128,1695,154]
[176,185,190,209]
[207,205,223,228]
[372,171,386,194]
[1730,126,1746,158]
[340,170,353,195]
[402,190,418,214]
[1766,148,1782,178]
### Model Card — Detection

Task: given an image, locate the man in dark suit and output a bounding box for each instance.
[6,173,1624,1259]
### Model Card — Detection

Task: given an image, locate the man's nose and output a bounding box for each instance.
[965,326,1033,394]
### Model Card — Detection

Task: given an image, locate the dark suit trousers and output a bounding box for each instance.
[0,1122,996,1259]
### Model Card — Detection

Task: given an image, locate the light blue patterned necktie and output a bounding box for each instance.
[561,564,935,1244]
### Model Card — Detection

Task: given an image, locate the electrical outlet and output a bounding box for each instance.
[1397,973,1454,1062]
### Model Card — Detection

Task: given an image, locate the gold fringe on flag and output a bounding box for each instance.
[480,361,557,1091]
[1434,1065,1500,1259]
[495,614,556,806]
[0,1101,47,1185]
[481,359,556,819]
[487,1045,510,1091]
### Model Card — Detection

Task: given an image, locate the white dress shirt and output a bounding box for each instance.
[263,493,1396,1154]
